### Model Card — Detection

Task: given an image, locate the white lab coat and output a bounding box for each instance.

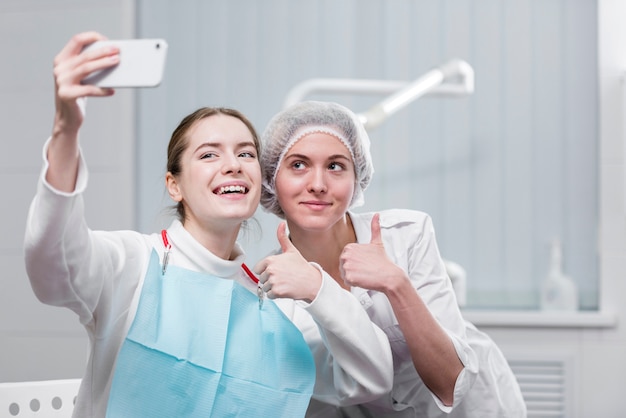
[306,209,526,417]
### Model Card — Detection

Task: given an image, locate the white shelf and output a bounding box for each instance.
[461,310,618,328]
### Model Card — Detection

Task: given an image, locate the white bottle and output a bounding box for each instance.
[540,239,579,311]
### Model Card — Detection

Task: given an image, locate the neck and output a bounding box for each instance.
[183,219,241,260]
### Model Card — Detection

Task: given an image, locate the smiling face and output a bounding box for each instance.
[275,132,356,232]
[166,113,262,236]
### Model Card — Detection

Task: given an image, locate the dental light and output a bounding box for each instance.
[283,59,474,131]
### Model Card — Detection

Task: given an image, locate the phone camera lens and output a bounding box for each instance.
[156,43,160,49]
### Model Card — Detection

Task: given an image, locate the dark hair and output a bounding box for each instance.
[167,107,260,222]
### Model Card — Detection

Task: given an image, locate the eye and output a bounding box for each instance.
[200,152,217,159]
[292,161,306,170]
[239,150,257,159]
[328,162,345,171]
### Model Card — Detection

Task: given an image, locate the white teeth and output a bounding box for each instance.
[218,185,246,194]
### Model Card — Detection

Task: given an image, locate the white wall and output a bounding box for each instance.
[480,1,626,416]
[135,0,600,311]
[0,0,136,381]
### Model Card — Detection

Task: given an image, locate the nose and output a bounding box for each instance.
[223,153,242,174]
[307,168,327,193]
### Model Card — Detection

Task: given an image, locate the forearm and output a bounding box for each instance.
[46,112,81,192]
[384,276,463,406]
[24,136,93,306]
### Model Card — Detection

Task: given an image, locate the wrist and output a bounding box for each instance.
[53,102,84,136]
[381,267,412,298]
[305,262,324,303]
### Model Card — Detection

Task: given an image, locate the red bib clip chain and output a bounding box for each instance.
[161,230,172,274]
[242,263,264,309]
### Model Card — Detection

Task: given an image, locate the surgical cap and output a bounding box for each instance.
[260,101,374,218]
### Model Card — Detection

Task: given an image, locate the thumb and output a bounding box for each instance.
[370,213,383,244]
[277,222,296,253]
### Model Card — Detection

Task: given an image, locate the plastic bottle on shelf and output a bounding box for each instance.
[540,239,579,311]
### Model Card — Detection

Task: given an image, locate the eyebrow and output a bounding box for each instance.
[193,140,256,154]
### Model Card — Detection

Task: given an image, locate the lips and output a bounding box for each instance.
[301,200,331,208]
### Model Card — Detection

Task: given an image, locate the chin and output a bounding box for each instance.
[231,207,258,220]
[293,217,336,232]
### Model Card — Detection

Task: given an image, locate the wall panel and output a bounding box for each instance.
[0,0,136,381]
[137,0,598,310]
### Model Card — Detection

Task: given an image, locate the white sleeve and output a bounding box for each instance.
[23,138,147,327]
[296,263,393,406]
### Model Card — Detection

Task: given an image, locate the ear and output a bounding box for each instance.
[165,172,183,202]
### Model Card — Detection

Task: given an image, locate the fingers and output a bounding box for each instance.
[255,264,274,299]
[54,32,120,101]
[261,280,272,293]
[56,32,107,63]
[251,257,272,298]
[277,222,296,253]
[252,261,276,299]
[370,213,383,244]
[252,258,268,279]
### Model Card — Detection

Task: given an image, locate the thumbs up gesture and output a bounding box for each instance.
[340,213,407,292]
[253,222,322,303]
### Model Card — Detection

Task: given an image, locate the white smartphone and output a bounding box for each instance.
[81,39,168,88]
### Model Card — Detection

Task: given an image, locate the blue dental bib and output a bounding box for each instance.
[106,250,315,417]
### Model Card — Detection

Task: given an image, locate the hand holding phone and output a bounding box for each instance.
[81,39,168,88]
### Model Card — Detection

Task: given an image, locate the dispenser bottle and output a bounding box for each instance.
[540,239,579,311]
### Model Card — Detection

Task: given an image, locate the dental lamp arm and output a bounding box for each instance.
[282,59,474,131]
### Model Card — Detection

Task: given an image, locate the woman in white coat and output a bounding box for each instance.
[254,100,527,417]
